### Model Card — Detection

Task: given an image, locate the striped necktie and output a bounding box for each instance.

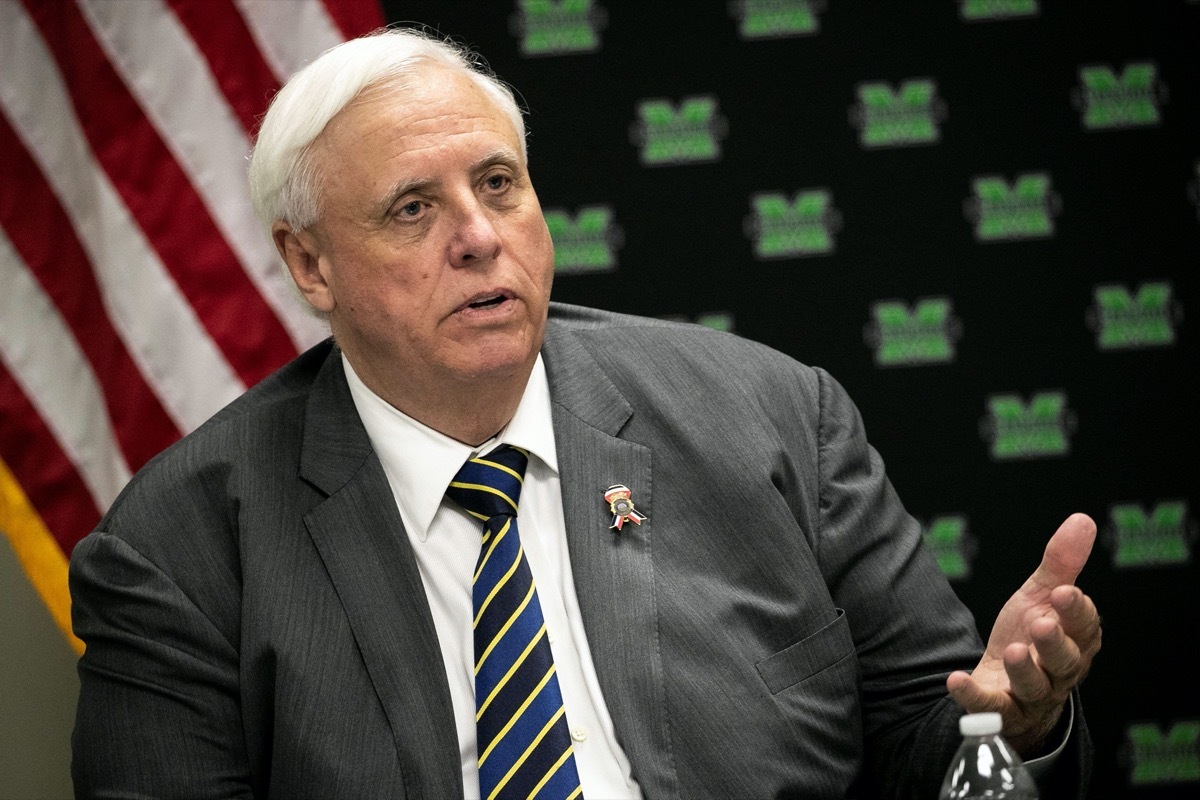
[446,444,584,800]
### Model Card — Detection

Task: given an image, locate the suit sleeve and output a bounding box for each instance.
[807,367,1090,797]
[70,530,254,799]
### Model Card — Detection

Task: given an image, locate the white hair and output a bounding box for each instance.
[248,27,527,235]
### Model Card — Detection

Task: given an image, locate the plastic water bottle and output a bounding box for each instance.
[938,712,1038,799]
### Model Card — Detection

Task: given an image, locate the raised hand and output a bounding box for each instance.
[946,513,1103,754]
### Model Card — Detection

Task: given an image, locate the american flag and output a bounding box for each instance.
[0,0,385,653]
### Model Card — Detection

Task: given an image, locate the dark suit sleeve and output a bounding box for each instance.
[70,531,253,799]
[806,367,1090,797]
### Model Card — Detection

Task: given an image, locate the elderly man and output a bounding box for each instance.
[70,28,1100,800]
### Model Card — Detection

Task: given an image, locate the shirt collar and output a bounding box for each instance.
[343,353,557,541]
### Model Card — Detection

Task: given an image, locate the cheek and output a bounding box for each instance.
[524,219,555,285]
[344,243,432,296]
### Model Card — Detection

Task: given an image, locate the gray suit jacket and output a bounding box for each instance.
[71,303,1088,799]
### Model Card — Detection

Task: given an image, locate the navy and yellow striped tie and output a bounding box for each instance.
[446,444,584,800]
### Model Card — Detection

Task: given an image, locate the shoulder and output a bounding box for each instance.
[100,339,337,532]
[545,302,826,404]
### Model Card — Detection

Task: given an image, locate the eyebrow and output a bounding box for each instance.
[373,147,524,219]
[471,147,523,176]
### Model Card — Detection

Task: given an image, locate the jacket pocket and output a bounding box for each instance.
[755,608,854,695]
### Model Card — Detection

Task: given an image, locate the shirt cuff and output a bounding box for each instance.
[1022,694,1075,779]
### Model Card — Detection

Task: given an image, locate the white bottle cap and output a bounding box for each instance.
[959,712,1003,736]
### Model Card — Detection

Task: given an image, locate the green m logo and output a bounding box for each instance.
[1076,62,1163,129]
[544,205,622,274]
[921,515,974,580]
[511,0,605,57]
[744,190,839,259]
[1088,282,1178,350]
[851,79,944,148]
[631,96,726,165]
[1125,721,1200,784]
[730,0,823,39]
[864,297,960,367]
[966,173,1058,241]
[1108,501,1191,568]
[981,392,1073,460]
[959,0,1039,20]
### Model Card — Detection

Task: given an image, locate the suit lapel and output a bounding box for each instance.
[298,350,462,800]
[542,322,680,800]
[292,332,680,797]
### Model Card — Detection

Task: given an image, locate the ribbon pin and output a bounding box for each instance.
[604,484,646,531]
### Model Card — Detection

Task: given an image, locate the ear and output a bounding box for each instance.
[273,221,336,314]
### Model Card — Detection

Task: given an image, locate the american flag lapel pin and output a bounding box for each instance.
[604,484,646,531]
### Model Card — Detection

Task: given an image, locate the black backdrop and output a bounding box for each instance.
[381,2,1198,794]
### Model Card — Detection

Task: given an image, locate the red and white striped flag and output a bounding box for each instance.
[0,0,385,652]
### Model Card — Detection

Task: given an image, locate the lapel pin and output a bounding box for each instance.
[604,484,646,531]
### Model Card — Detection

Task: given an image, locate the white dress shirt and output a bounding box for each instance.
[344,354,642,800]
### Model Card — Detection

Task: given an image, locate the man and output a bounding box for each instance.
[70,28,1101,799]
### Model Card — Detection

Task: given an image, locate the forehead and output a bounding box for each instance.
[316,64,521,165]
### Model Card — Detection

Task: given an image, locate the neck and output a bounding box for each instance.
[343,350,532,447]
[416,385,524,446]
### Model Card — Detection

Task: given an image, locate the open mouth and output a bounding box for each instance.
[465,293,508,310]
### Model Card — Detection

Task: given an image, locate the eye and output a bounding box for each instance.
[390,199,428,223]
[484,173,511,192]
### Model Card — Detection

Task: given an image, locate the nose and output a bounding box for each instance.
[448,198,502,268]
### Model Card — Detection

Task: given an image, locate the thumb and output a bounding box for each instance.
[1030,513,1096,589]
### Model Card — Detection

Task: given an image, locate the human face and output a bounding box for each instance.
[284,66,554,414]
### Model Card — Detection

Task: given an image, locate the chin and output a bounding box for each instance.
[451,344,539,383]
